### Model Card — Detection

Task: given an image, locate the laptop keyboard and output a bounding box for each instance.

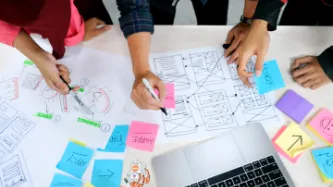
[186,156,288,187]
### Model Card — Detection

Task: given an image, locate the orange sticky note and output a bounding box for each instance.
[155,83,175,108]
[126,121,159,152]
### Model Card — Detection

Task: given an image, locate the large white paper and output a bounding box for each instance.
[149,46,285,143]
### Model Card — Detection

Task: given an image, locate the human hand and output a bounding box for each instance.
[35,52,79,94]
[237,20,270,87]
[224,22,250,64]
[84,17,111,41]
[131,70,166,110]
[291,56,331,90]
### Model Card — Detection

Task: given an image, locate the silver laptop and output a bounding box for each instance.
[152,123,295,187]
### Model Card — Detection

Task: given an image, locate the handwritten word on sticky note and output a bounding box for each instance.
[275,122,314,158]
[126,121,159,152]
[104,125,129,152]
[92,159,123,187]
[272,125,302,163]
[308,108,333,145]
[56,142,94,178]
[50,173,82,187]
[312,147,333,179]
[255,60,285,94]
[77,117,101,128]
[275,89,314,123]
[155,83,175,108]
[35,112,52,120]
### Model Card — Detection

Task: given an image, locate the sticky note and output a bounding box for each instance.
[103,125,129,152]
[155,83,175,108]
[275,89,314,123]
[126,121,159,152]
[275,122,314,158]
[91,159,123,187]
[50,173,82,187]
[311,147,333,181]
[308,108,333,145]
[255,60,285,94]
[56,142,94,178]
[69,139,87,147]
[77,117,101,128]
[272,125,302,163]
[35,112,52,120]
[24,59,34,66]
[84,182,95,187]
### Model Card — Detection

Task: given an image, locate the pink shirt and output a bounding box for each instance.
[0,0,84,47]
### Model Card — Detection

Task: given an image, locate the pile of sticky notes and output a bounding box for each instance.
[307,108,333,145]
[255,60,285,94]
[50,173,82,187]
[91,159,123,187]
[273,123,314,163]
[155,83,175,108]
[311,147,333,183]
[98,125,129,153]
[126,121,159,152]
[275,89,314,123]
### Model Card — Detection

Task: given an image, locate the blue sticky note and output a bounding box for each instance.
[104,125,129,152]
[312,147,333,179]
[56,142,94,178]
[92,159,123,187]
[255,60,285,94]
[50,173,82,187]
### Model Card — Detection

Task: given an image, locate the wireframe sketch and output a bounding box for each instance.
[21,73,42,90]
[0,77,19,101]
[153,55,191,90]
[80,78,89,87]
[193,90,236,130]
[190,51,225,87]
[228,57,255,80]
[162,95,197,137]
[0,151,31,187]
[78,87,112,116]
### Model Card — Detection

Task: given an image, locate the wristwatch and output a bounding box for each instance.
[240,15,252,25]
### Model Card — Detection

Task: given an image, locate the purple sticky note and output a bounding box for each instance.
[275,90,314,123]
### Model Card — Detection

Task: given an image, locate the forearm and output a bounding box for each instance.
[243,0,259,18]
[13,30,49,66]
[127,32,151,76]
[318,46,333,81]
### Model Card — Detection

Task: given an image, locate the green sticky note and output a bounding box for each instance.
[77,117,100,128]
[35,112,52,119]
[24,59,34,66]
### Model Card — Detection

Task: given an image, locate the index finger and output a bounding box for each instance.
[237,51,253,78]
[156,81,166,102]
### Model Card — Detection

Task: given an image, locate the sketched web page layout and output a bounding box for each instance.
[150,46,284,143]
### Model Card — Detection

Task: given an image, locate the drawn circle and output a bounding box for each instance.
[320,117,333,136]
[195,125,199,128]
[80,78,89,87]
[100,123,111,132]
[52,115,61,123]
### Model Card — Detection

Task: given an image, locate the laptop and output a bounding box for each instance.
[152,123,295,187]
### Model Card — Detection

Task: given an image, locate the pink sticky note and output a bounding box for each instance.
[309,108,333,144]
[272,125,302,164]
[154,83,175,108]
[126,121,159,152]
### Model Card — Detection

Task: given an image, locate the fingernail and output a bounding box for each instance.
[256,70,262,76]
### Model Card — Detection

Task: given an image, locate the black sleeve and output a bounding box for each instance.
[252,0,286,31]
[317,46,333,81]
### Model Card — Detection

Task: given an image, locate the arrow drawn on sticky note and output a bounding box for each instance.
[287,135,303,151]
[98,169,115,179]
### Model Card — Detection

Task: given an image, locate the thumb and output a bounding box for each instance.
[255,53,265,77]
[292,56,312,70]
[53,77,69,93]
[93,25,111,36]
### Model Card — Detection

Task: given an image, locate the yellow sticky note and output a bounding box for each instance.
[84,182,95,187]
[69,138,86,147]
[275,123,314,158]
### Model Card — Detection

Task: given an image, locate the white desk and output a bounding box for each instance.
[1,26,333,187]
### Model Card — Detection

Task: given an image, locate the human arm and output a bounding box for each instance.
[116,0,166,110]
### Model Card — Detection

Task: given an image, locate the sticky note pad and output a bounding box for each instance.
[275,89,314,123]
[311,147,333,182]
[50,173,82,187]
[91,159,123,187]
[56,142,94,178]
[275,122,314,158]
[308,108,333,145]
[104,125,129,152]
[85,182,95,187]
[272,125,302,163]
[126,121,159,152]
[255,60,285,94]
[155,83,175,108]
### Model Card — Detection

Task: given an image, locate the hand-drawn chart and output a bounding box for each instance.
[0,150,31,187]
[0,77,19,101]
[0,98,35,156]
[150,46,284,142]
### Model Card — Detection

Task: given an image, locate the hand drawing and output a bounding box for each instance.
[80,78,89,87]
[124,160,151,187]
[21,73,42,90]
[0,77,19,100]
[78,87,112,116]
[320,117,333,136]
[100,123,111,132]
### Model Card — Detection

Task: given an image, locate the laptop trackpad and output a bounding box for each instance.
[183,134,246,182]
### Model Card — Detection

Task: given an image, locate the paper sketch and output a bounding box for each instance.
[150,46,284,142]
[0,77,19,101]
